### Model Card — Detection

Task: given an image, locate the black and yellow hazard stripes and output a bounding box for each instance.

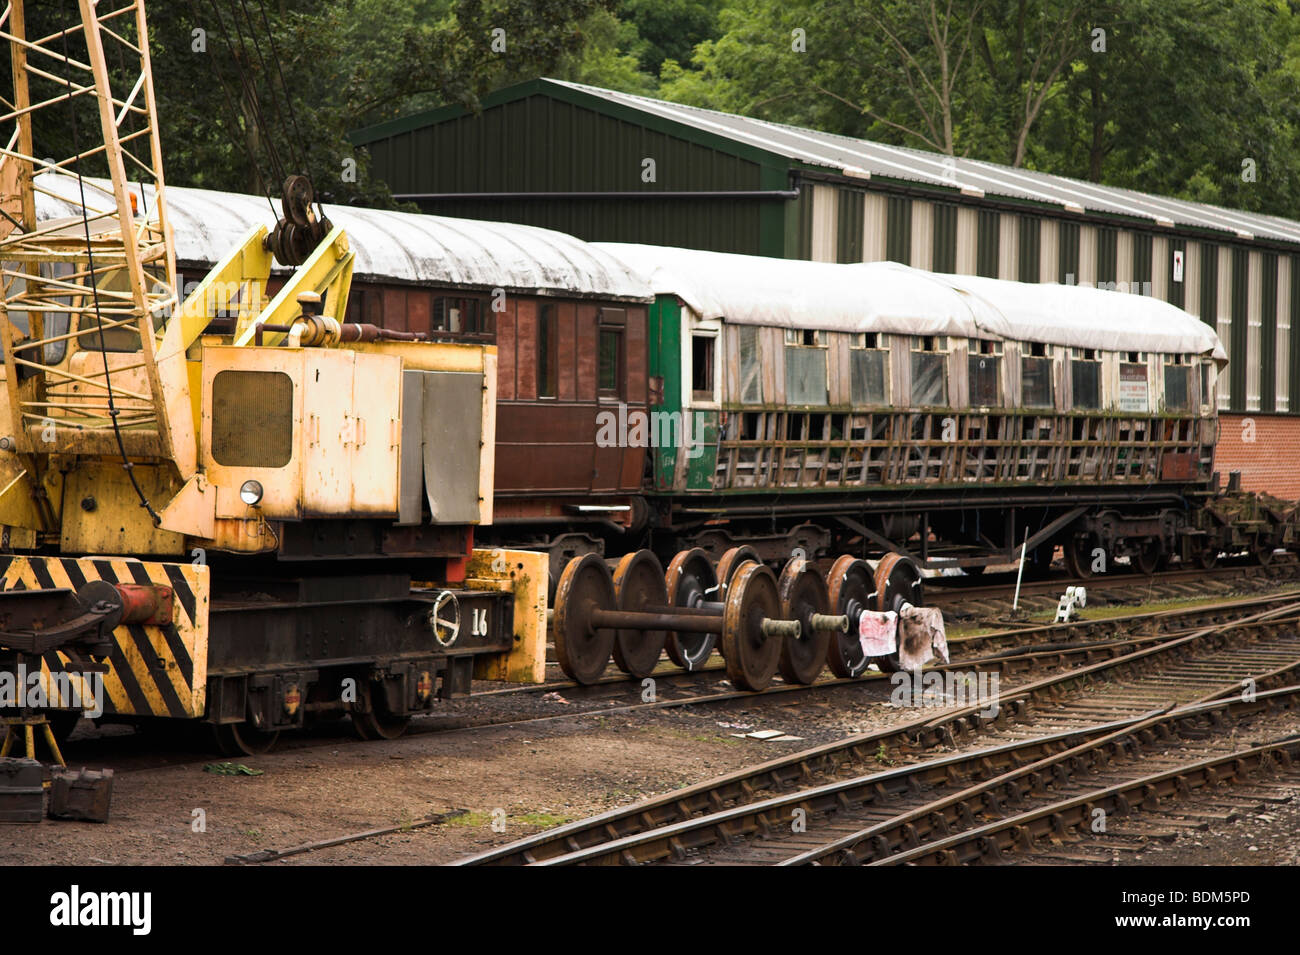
[2,557,210,719]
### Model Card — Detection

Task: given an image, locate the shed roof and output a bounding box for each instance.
[370,77,1299,247]
[595,242,1227,361]
[32,172,655,302]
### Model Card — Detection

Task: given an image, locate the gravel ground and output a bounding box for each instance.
[5,650,1298,866]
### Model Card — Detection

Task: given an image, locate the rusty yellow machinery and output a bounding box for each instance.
[0,0,544,756]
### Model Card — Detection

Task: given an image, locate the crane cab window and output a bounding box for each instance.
[850,332,888,405]
[1164,354,1193,411]
[1021,342,1054,408]
[3,261,71,364]
[1070,348,1101,409]
[784,328,828,405]
[76,266,165,352]
[910,336,948,406]
[968,339,1002,407]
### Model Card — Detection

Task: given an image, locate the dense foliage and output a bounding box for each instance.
[50,0,1300,217]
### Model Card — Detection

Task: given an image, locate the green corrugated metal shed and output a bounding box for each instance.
[349,77,1300,414]
[351,78,797,256]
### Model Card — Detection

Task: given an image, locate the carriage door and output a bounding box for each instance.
[590,307,626,492]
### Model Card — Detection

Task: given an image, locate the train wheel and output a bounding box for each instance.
[777,559,832,685]
[353,711,411,741]
[211,721,279,757]
[1253,536,1277,566]
[825,555,874,679]
[1133,540,1162,576]
[664,548,718,670]
[872,553,924,674]
[721,561,782,691]
[1195,546,1220,570]
[611,550,669,679]
[715,546,762,601]
[1064,536,1096,579]
[553,553,617,685]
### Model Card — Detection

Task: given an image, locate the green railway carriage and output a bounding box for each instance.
[597,243,1237,576]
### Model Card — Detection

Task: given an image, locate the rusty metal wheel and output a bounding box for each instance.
[1064,535,1096,579]
[1133,540,1162,576]
[611,550,668,678]
[825,555,874,679]
[353,710,411,741]
[664,548,718,670]
[722,561,783,691]
[211,721,279,757]
[715,545,761,601]
[777,559,832,685]
[873,553,924,673]
[553,553,617,685]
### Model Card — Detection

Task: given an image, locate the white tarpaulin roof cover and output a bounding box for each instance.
[595,243,1227,361]
[33,172,654,302]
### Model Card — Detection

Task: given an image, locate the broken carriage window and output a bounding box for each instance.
[784,328,828,404]
[968,339,1002,407]
[1071,350,1101,410]
[850,332,888,405]
[910,336,947,406]
[1164,357,1193,411]
[1021,354,1054,408]
[738,324,762,404]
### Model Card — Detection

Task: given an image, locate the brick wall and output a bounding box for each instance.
[1216,413,1300,501]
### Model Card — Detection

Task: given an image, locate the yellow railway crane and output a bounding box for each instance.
[0,0,544,757]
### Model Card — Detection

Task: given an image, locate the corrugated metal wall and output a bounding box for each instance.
[361,92,786,255]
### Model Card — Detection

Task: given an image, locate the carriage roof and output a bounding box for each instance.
[33,172,655,303]
[595,242,1227,361]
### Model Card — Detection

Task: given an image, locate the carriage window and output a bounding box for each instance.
[738,325,762,404]
[1118,357,1149,412]
[910,336,948,406]
[1070,349,1101,409]
[538,304,558,398]
[1200,360,1214,407]
[432,295,490,337]
[1164,356,1193,411]
[850,332,888,405]
[598,326,623,396]
[692,334,715,401]
[1021,354,1054,408]
[968,339,1002,407]
[784,328,828,405]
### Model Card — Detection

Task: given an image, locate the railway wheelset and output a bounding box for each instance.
[551,547,925,691]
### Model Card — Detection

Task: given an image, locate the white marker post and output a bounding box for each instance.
[1012,528,1029,612]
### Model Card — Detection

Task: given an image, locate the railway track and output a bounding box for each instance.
[69,591,1300,783]
[455,598,1300,865]
[925,555,1300,621]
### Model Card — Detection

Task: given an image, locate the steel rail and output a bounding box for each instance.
[454,598,1300,865]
